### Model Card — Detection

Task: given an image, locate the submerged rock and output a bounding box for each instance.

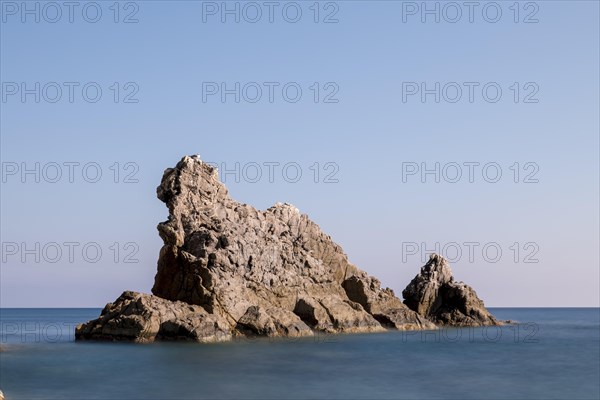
[402,254,500,326]
[77,155,497,343]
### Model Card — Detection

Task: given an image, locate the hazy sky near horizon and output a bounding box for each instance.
[1,1,598,307]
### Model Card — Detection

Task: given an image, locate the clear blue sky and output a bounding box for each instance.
[1,1,598,307]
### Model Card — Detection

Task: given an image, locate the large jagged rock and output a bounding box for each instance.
[78,155,487,343]
[402,254,500,326]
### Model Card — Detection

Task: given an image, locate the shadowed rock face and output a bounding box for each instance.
[76,155,498,343]
[402,254,500,326]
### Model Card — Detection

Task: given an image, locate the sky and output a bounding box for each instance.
[0,0,598,307]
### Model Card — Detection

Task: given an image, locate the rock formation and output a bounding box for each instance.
[402,254,500,326]
[75,291,233,343]
[76,156,432,341]
[76,155,497,343]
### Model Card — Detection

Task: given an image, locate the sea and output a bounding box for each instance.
[0,308,598,400]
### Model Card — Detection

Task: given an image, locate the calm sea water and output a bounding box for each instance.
[0,308,598,399]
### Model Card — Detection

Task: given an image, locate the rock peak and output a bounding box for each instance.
[403,256,499,326]
[420,253,453,285]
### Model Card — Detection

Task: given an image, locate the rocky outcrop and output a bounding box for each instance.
[77,155,498,343]
[402,254,500,326]
[75,156,498,342]
[75,291,232,343]
[342,275,433,330]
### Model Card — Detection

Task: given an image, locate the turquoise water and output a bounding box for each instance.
[1,308,598,399]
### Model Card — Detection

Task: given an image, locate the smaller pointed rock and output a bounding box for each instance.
[402,254,500,326]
